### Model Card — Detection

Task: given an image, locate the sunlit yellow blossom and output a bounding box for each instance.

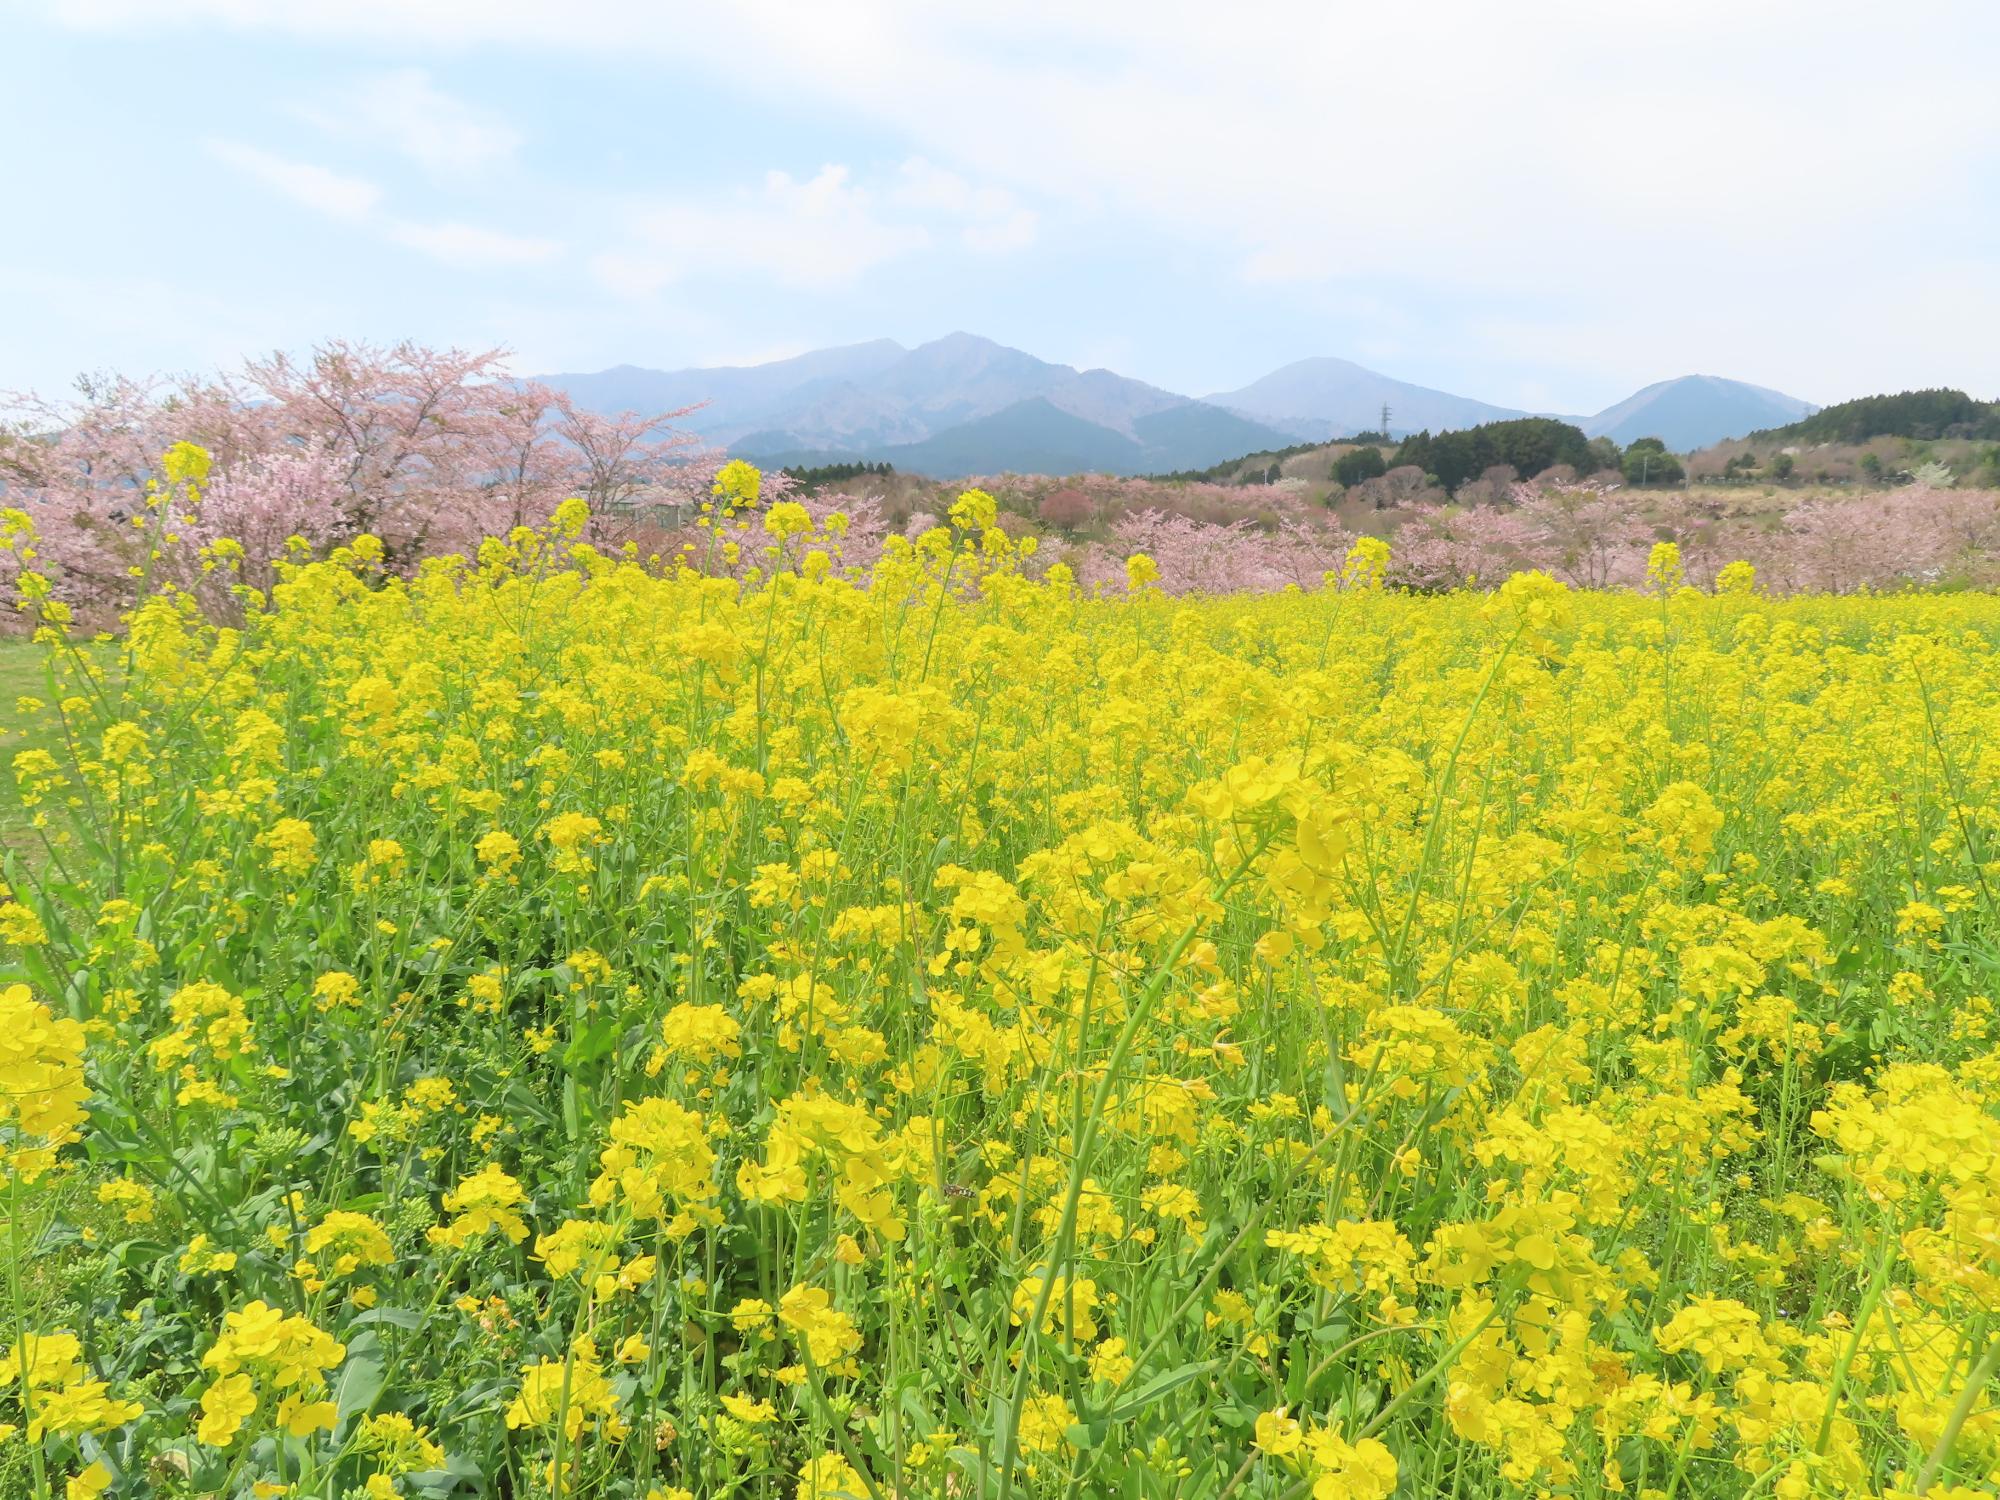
[0,985,89,1181]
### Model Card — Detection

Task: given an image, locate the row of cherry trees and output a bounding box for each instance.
[965,470,2000,596]
[1026,481,2000,596]
[0,341,713,621]
[1383,482,2000,594]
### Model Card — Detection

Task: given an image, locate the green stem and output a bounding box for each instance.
[1913,1335,2000,1494]
[1815,1231,1895,1455]
[7,1173,51,1500]
[1388,626,1521,985]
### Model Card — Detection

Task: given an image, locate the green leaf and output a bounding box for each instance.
[1094,1360,1218,1423]
[335,1329,387,1425]
[352,1306,423,1330]
[563,1013,622,1068]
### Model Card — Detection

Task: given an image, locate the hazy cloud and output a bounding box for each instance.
[209,140,561,269]
[207,140,382,221]
[299,68,522,175]
[894,158,1038,254]
[593,164,971,297]
[384,220,561,268]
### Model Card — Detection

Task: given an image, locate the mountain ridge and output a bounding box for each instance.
[536,337,1818,478]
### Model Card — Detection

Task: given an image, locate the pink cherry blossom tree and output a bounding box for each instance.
[1388,502,1538,591]
[1074,509,1350,595]
[1513,482,1653,590]
[1,340,713,622]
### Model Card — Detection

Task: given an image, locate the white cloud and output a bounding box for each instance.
[208,139,562,270]
[594,165,931,297]
[300,68,521,175]
[963,210,1037,255]
[1239,243,1347,287]
[585,251,681,301]
[589,158,1039,300]
[207,140,381,221]
[384,220,561,267]
[894,157,1037,253]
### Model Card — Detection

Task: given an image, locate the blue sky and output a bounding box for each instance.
[6,1,1999,414]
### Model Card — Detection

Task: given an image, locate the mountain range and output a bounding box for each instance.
[537,334,1817,478]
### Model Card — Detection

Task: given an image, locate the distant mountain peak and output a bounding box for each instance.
[1206,357,1526,440]
[1585,375,1816,449]
[927,329,1006,350]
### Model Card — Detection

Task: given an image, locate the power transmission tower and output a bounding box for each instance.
[1380,402,1392,437]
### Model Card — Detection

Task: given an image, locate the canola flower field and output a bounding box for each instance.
[1,463,1998,1500]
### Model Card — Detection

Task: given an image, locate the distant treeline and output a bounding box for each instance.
[1149,416,1646,497]
[1147,439,1328,483]
[780,460,895,493]
[1396,417,1599,492]
[1753,389,2000,445]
